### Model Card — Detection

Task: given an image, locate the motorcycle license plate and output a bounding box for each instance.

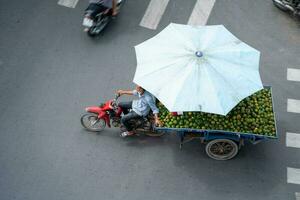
[82,18,93,27]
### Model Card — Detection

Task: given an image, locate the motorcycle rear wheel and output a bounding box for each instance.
[144,131,165,137]
[81,113,106,132]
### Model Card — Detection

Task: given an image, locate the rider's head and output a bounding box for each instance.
[136,85,145,95]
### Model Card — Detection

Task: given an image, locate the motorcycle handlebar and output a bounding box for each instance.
[110,93,120,109]
[115,93,120,100]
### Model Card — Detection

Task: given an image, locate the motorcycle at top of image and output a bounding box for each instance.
[273,0,300,16]
[82,0,124,37]
[80,94,164,137]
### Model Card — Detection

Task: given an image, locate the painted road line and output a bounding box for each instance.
[58,0,79,8]
[188,0,216,26]
[139,0,170,30]
[296,192,300,200]
[286,132,300,148]
[287,99,300,114]
[287,68,300,82]
[287,167,300,184]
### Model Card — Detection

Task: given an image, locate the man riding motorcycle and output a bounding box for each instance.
[86,0,118,17]
[116,85,162,137]
[83,0,118,31]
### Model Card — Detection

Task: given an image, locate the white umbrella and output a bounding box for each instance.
[133,23,263,115]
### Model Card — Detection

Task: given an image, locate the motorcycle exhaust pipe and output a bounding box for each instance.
[273,0,296,12]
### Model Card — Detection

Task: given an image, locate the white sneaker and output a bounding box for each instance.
[82,17,93,27]
[120,131,135,138]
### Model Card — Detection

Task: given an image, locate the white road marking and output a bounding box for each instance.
[287,167,300,184]
[296,192,300,200]
[58,0,79,8]
[287,68,300,82]
[188,0,216,26]
[287,99,300,114]
[286,132,300,148]
[139,0,170,30]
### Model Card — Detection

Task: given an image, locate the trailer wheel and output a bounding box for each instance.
[205,139,238,160]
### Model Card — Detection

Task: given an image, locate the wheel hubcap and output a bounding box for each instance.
[211,142,233,155]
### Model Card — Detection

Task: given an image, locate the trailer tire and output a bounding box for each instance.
[205,139,238,161]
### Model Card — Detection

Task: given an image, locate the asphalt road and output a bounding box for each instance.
[0,0,300,200]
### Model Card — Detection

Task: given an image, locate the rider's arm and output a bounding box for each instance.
[148,99,159,115]
[117,90,135,96]
[112,0,117,16]
[147,96,162,126]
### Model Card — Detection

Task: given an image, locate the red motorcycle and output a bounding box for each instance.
[80,95,164,137]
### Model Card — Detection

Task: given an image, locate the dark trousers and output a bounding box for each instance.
[85,3,107,19]
[118,101,141,131]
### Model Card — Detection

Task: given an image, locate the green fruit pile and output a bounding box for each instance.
[157,89,276,137]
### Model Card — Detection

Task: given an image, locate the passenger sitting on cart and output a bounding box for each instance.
[116,85,162,137]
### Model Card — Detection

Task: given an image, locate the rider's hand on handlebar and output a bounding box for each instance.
[116,90,123,97]
[114,91,121,99]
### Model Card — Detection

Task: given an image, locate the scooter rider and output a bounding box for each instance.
[85,0,118,19]
[117,85,162,137]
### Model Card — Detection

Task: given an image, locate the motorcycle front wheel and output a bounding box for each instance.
[81,113,106,132]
